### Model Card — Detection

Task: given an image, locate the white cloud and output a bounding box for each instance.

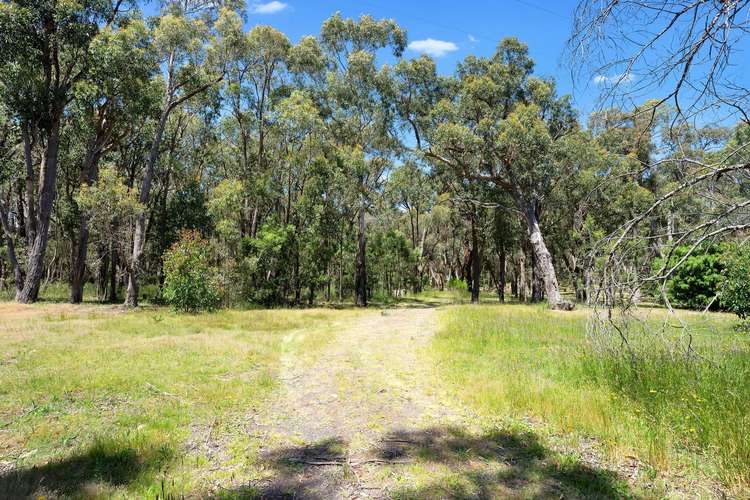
[593,72,635,84]
[468,34,478,43]
[250,1,288,14]
[407,38,458,57]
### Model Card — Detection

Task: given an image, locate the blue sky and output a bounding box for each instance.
[242,0,600,117]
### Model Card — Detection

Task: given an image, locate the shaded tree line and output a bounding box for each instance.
[1,0,748,311]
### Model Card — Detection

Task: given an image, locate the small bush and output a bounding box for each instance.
[657,245,725,310]
[446,278,469,304]
[721,244,750,321]
[446,278,468,292]
[162,230,221,312]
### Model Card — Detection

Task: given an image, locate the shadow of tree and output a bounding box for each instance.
[378,426,631,499]
[214,438,349,499]
[0,438,173,498]
[219,426,633,499]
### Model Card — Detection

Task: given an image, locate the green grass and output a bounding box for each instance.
[0,302,355,498]
[432,303,750,494]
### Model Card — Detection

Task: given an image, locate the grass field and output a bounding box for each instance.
[0,302,357,497]
[1,295,747,497]
[431,303,750,495]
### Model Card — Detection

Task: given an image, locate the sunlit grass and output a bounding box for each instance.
[0,302,355,497]
[432,303,750,494]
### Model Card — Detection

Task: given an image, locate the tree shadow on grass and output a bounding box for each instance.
[0,438,173,498]
[219,426,633,499]
[214,437,349,499]
[377,426,632,499]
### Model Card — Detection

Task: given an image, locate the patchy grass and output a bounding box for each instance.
[432,303,750,495]
[0,302,356,498]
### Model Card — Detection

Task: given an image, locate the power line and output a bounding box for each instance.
[510,0,568,20]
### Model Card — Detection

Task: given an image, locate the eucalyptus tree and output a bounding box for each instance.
[125,4,243,306]
[386,161,434,292]
[0,104,23,295]
[221,25,291,237]
[418,39,579,309]
[68,18,158,303]
[0,0,129,302]
[317,13,406,306]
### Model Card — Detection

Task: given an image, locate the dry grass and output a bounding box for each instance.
[432,303,750,496]
[0,302,355,498]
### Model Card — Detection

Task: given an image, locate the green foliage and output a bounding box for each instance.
[721,244,750,320]
[167,180,212,242]
[657,245,726,310]
[207,178,244,246]
[75,165,144,243]
[162,230,221,312]
[446,278,468,291]
[446,278,469,304]
[240,222,295,305]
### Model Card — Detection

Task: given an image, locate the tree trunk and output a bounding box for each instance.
[18,116,62,303]
[70,146,103,303]
[517,249,528,302]
[97,243,109,301]
[470,214,480,304]
[108,244,119,303]
[125,108,169,307]
[531,249,542,303]
[521,201,568,310]
[354,199,367,307]
[15,181,25,240]
[69,219,89,304]
[497,249,506,303]
[293,248,301,306]
[0,204,24,299]
[22,126,37,247]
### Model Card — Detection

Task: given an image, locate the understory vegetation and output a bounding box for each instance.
[432,304,750,493]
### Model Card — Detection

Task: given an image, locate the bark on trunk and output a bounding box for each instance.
[0,204,23,298]
[22,126,37,247]
[96,243,109,301]
[531,249,543,303]
[125,108,169,307]
[521,201,569,310]
[354,199,367,307]
[18,117,62,303]
[70,145,103,303]
[517,249,528,302]
[108,244,119,303]
[497,249,506,303]
[69,219,89,303]
[470,214,480,304]
[14,181,25,240]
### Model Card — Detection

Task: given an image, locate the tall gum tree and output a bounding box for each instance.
[317,13,406,307]
[415,38,580,309]
[0,0,128,303]
[124,4,242,306]
[68,18,157,303]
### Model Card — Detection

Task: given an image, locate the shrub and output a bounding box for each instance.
[657,245,725,310]
[446,278,469,304]
[446,278,468,291]
[721,244,750,320]
[162,230,221,312]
